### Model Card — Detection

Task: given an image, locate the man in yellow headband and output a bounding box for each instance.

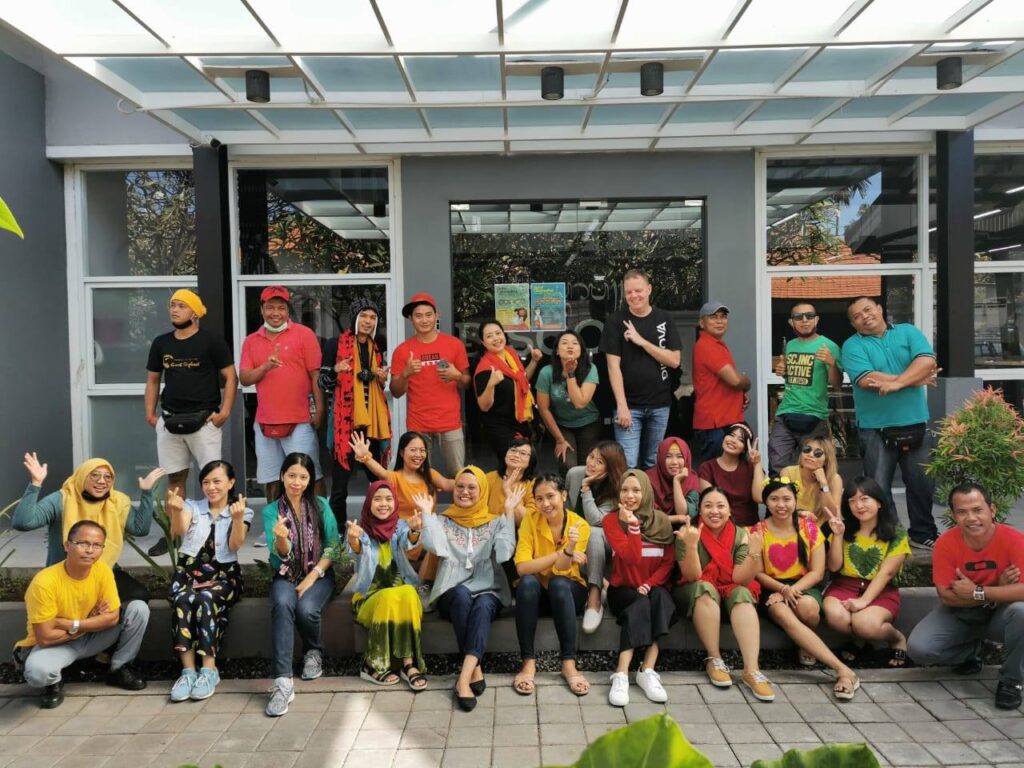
[144,289,238,556]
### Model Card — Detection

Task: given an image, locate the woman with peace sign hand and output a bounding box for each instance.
[167,460,252,703]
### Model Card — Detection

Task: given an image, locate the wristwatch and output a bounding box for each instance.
[973,585,986,602]
[68,620,80,636]
[313,565,326,579]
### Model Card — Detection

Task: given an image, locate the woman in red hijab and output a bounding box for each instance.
[645,437,700,526]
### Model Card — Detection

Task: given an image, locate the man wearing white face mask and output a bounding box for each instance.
[240,286,324,502]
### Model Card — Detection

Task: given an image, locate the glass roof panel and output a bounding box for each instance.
[424,108,504,128]
[604,68,694,90]
[223,76,309,94]
[831,95,920,119]
[507,107,587,126]
[259,109,345,131]
[840,0,969,38]
[404,56,501,92]
[728,0,851,43]
[97,58,218,93]
[378,0,500,46]
[700,49,809,85]
[304,57,407,92]
[0,0,146,45]
[340,109,424,129]
[908,93,1004,117]
[506,73,598,94]
[198,56,291,67]
[245,0,386,48]
[953,0,1024,39]
[670,100,755,123]
[749,98,837,121]
[617,0,735,48]
[588,104,669,125]
[119,0,270,46]
[173,109,263,131]
[503,0,621,47]
[987,51,1024,77]
[793,47,913,82]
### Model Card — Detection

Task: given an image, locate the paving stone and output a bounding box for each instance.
[697,683,745,703]
[100,754,155,768]
[198,693,251,713]
[990,719,1024,739]
[660,685,704,705]
[51,755,113,768]
[920,698,981,720]
[138,713,199,734]
[493,706,536,725]
[872,741,939,766]
[445,725,494,748]
[449,705,494,728]
[904,721,958,742]
[359,708,409,730]
[492,722,539,747]
[718,721,771,744]
[810,722,863,742]
[536,685,585,706]
[289,692,333,712]
[539,745,582,766]
[940,680,994,699]
[162,730,223,755]
[964,697,1011,719]
[690,744,738,767]
[369,691,416,711]
[490,746,539,768]
[97,715,155,735]
[8,717,63,736]
[584,721,625,742]
[304,728,357,752]
[732,742,783,765]
[76,735,130,755]
[257,727,313,751]
[408,709,454,729]
[840,702,892,723]
[290,751,348,768]
[624,701,667,722]
[5,757,60,768]
[793,700,847,722]
[922,741,987,765]
[969,739,1024,763]
[80,696,132,717]
[776,684,830,704]
[400,727,447,749]
[441,747,491,768]
[949,719,1006,742]
[708,702,759,724]
[393,749,443,768]
[412,690,457,711]
[540,722,587,745]
[766,721,820,742]
[494,687,530,707]
[206,729,267,753]
[54,716,117,736]
[342,749,394,768]
[665,703,714,725]
[148,753,207,768]
[901,682,955,701]
[862,683,915,703]
[33,735,89,756]
[856,723,913,743]
[537,703,582,723]
[186,712,238,732]
[317,709,367,730]
[754,702,804,723]
[329,692,374,711]
[579,686,611,705]
[197,754,248,768]
[351,727,401,750]
[879,702,938,722]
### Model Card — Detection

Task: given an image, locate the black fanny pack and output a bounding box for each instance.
[162,409,212,435]
[880,423,926,452]
[780,413,825,436]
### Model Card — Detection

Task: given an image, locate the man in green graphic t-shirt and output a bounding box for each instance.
[768,302,842,473]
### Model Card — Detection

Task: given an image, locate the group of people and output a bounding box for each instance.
[9,272,1023,717]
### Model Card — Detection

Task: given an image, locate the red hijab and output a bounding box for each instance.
[360,480,399,543]
[646,437,700,512]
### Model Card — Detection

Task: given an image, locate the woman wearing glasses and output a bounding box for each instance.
[777,436,843,532]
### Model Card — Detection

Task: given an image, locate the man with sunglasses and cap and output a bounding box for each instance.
[692,300,750,463]
[768,302,842,474]
[240,286,324,501]
[390,292,470,475]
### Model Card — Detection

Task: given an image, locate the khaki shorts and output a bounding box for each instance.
[156,417,223,474]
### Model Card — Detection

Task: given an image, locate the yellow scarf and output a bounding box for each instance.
[60,459,131,567]
[352,345,391,440]
[442,466,497,529]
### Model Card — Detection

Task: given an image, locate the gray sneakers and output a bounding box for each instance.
[266,676,295,717]
[301,649,323,681]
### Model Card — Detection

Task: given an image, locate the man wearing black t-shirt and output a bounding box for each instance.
[144,290,237,555]
[600,270,682,469]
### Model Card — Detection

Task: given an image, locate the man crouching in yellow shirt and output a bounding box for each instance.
[13,520,149,708]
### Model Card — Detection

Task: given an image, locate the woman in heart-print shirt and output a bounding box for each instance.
[750,475,860,700]
[823,476,911,669]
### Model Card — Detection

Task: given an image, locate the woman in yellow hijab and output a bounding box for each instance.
[411,466,516,712]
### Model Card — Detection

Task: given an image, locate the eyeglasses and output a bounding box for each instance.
[69,541,105,552]
[87,471,113,483]
[801,446,825,458]
[507,447,532,458]
[790,312,817,321]
[454,483,478,493]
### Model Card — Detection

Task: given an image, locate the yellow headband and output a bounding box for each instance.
[171,289,207,319]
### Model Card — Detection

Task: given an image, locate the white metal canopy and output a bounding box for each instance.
[3,0,1024,153]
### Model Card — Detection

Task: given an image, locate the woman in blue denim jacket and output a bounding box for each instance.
[167,460,253,702]
[346,479,426,690]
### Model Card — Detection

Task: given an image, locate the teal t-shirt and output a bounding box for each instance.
[776,336,842,420]
[536,364,600,429]
[841,324,934,429]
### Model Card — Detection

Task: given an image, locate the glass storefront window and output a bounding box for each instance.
[237,168,390,275]
[767,157,919,266]
[931,271,1024,369]
[84,170,196,276]
[90,396,159,485]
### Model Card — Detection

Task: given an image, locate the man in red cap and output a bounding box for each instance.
[240,287,324,501]
[390,293,470,475]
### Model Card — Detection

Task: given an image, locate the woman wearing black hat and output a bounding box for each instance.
[318,297,391,525]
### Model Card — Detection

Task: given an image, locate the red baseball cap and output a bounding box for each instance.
[402,292,437,318]
[260,286,291,303]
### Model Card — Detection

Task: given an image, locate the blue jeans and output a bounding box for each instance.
[437,585,502,660]
[515,575,587,660]
[614,406,671,469]
[859,428,938,542]
[269,573,335,678]
[694,428,727,465]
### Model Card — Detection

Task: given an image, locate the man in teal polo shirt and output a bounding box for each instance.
[842,296,939,549]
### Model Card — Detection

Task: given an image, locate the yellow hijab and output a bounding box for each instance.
[60,459,131,567]
[442,466,497,529]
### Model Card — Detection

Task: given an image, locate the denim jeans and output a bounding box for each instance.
[859,427,938,542]
[514,575,587,660]
[437,585,502,660]
[614,406,671,469]
[269,572,335,678]
[909,602,1024,685]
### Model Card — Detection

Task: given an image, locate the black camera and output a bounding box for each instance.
[356,369,375,384]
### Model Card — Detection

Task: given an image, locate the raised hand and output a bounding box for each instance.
[622,319,643,347]
[747,437,762,466]
[773,356,786,376]
[620,507,639,527]
[374,365,389,385]
[502,467,523,496]
[814,345,835,366]
[438,361,462,383]
[565,524,580,548]
[675,514,701,549]
[747,529,765,557]
[273,514,289,540]
[229,495,247,521]
[346,519,364,544]
[563,357,578,377]
[813,467,828,487]
[581,465,605,490]
[266,344,283,370]
[672,465,689,483]
[488,368,505,387]
[138,467,166,491]
[503,483,527,516]
[408,509,423,532]
[411,491,435,518]
[823,506,844,537]
[334,356,353,373]
[404,352,422,378]
[23,452,47,486]
[571,550,587,566]
[528,345,542,363]
[350,433,372,461]
[166,487,185,516]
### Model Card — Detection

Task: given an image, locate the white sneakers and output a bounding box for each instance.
[608,668,669,707]
[582,605,604,634]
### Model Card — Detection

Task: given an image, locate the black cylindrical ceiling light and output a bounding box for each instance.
[246,69,271,103]
[936,56,962,91]
[541,66,564,100]
[640,62,664,96]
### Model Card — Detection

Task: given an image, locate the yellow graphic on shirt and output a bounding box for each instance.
[785,352,816,387]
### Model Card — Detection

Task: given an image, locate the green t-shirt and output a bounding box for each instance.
[776,335,842,420]
[536,364,600,429]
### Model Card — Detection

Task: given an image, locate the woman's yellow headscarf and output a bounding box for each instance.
[442,465,496,529]
[60,459,131,567]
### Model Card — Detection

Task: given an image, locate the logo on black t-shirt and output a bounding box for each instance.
[162,354,202,370]
[656,321,668,381]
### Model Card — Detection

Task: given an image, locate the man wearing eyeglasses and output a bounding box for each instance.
[768,302,842,474]
[13,521,149,709]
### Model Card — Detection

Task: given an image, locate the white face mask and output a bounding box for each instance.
[263,321,288,333]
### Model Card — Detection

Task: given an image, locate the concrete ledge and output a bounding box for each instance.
[0,587,938,662]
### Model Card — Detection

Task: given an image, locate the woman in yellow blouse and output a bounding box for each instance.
[512,473,591,697]
[751,476,859,700]
[778,436,843,530]
[485,437,538,526]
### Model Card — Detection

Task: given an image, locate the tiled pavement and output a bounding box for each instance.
[0,667,1022,768]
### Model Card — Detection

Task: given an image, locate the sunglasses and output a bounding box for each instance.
[790,312,818,321]
[801,446,825,458]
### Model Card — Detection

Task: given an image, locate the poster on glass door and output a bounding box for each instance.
[530,282,566,331]
[494,283,531,330]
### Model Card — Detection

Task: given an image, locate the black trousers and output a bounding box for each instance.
[328,433,384,526]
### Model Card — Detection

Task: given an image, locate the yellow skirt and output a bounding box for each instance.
[354,584,425,674]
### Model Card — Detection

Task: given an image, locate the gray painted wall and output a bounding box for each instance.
[399,151,761,428]
[0,51,72,501]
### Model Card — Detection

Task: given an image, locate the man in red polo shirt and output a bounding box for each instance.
[240,286,324,500]
[692,300,751,463]
[390,293,470,475]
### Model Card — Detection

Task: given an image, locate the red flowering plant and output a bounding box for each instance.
[926,387,1024,525]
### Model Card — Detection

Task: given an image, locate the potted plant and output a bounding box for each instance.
[926,387,1024,523]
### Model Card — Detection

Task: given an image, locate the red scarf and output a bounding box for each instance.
[646,437,700,512]
[697,520,761,600]
[475,348,534,423]
[333,330,391,470]
[360,479,400,543]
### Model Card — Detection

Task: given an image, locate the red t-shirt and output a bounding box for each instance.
[391,333,470,433]
[932,523,1024,588]
[692,332,744,430]
[239,323,321,424]
[602,513,676,589]
[698,458,758,527]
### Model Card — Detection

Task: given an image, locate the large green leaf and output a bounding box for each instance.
[547,713,712,768]
[751,743,881,768]
[0,196,24,239]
